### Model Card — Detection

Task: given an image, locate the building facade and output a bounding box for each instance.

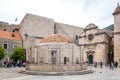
[26,34,87,71]
[0,5,120,67]
[79,24,112,65]
[0,22,22,62]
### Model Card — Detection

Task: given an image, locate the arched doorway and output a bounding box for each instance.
[88,55,93,64]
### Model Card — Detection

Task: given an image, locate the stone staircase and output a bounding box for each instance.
[19,69,94,76]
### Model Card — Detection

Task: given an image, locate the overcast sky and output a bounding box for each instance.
[0,0,119,29]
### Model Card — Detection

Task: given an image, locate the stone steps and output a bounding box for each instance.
[19,69,94,76]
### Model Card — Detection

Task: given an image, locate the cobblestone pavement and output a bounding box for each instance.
[0,66,120,80]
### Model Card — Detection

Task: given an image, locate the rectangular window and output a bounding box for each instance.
[64,57,69,64]
[75,35,78,40]
[13,44,17,49]
[4,44,7,49]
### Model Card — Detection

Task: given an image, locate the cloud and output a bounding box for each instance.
[0,0,119,28]
[82,0,119,28]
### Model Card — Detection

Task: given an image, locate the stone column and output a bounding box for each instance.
[72,45,74,64]
[36,47,38,63]
[34,47,37,63]
[26,49,29,61]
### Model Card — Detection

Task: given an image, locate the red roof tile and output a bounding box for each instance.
[42,34,71,43]
[0,30,22,41]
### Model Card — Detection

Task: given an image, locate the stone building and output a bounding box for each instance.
[19,13,83,62]
[26,34,86,71]
[0,5,120,67]
[79,23,113,65]
[0,22,22,62]
[18,13,86,71]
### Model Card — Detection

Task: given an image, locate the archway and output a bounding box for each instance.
[88,55,93,64]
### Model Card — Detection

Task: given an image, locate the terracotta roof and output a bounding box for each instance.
[113,6,120,15]
[0,30,22,41]
[42,34,71,43]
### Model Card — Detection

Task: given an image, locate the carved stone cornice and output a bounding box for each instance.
[79,41,108,46]
[95,32,112,38]
[35,37,43,39]
[95,32,104,35]
[79,36,86,38]
[114,31,120,34]
[79,31,111,39]
[86,50,95,55]
[84,27,98,31]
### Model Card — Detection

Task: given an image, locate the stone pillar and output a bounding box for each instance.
[34,47,37,63]
[72,45,74,64]
[26,49,29,61]
[36,47,39,63]
[80,46,81,63]
[61,45,63,64]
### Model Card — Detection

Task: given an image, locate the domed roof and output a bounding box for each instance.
[84,23,98,31]
[42,34,71,43]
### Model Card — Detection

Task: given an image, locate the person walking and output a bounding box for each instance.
[100,61,103,68]
[94,62,97,68]
[110,61,114,70]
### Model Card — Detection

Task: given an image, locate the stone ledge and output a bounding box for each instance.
[19,69,94,76]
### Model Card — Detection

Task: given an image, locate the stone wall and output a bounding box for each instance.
[114,14,120,62]
[114,14,120,32]
[55,22,83,42]
[30,43,81,65]
[26,42,86,72]
[26,64,87,72]
[114,34,120,61]
[20,13,54,38]
[0,21,19,32]
[19,13,54,50]
[0,38,22,61]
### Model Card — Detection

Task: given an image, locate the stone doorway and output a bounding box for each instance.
[108,52,114,64]
[88,55,93,64]
[87,50,95,64]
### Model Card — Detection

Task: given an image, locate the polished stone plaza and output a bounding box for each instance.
[0,66,120,80]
